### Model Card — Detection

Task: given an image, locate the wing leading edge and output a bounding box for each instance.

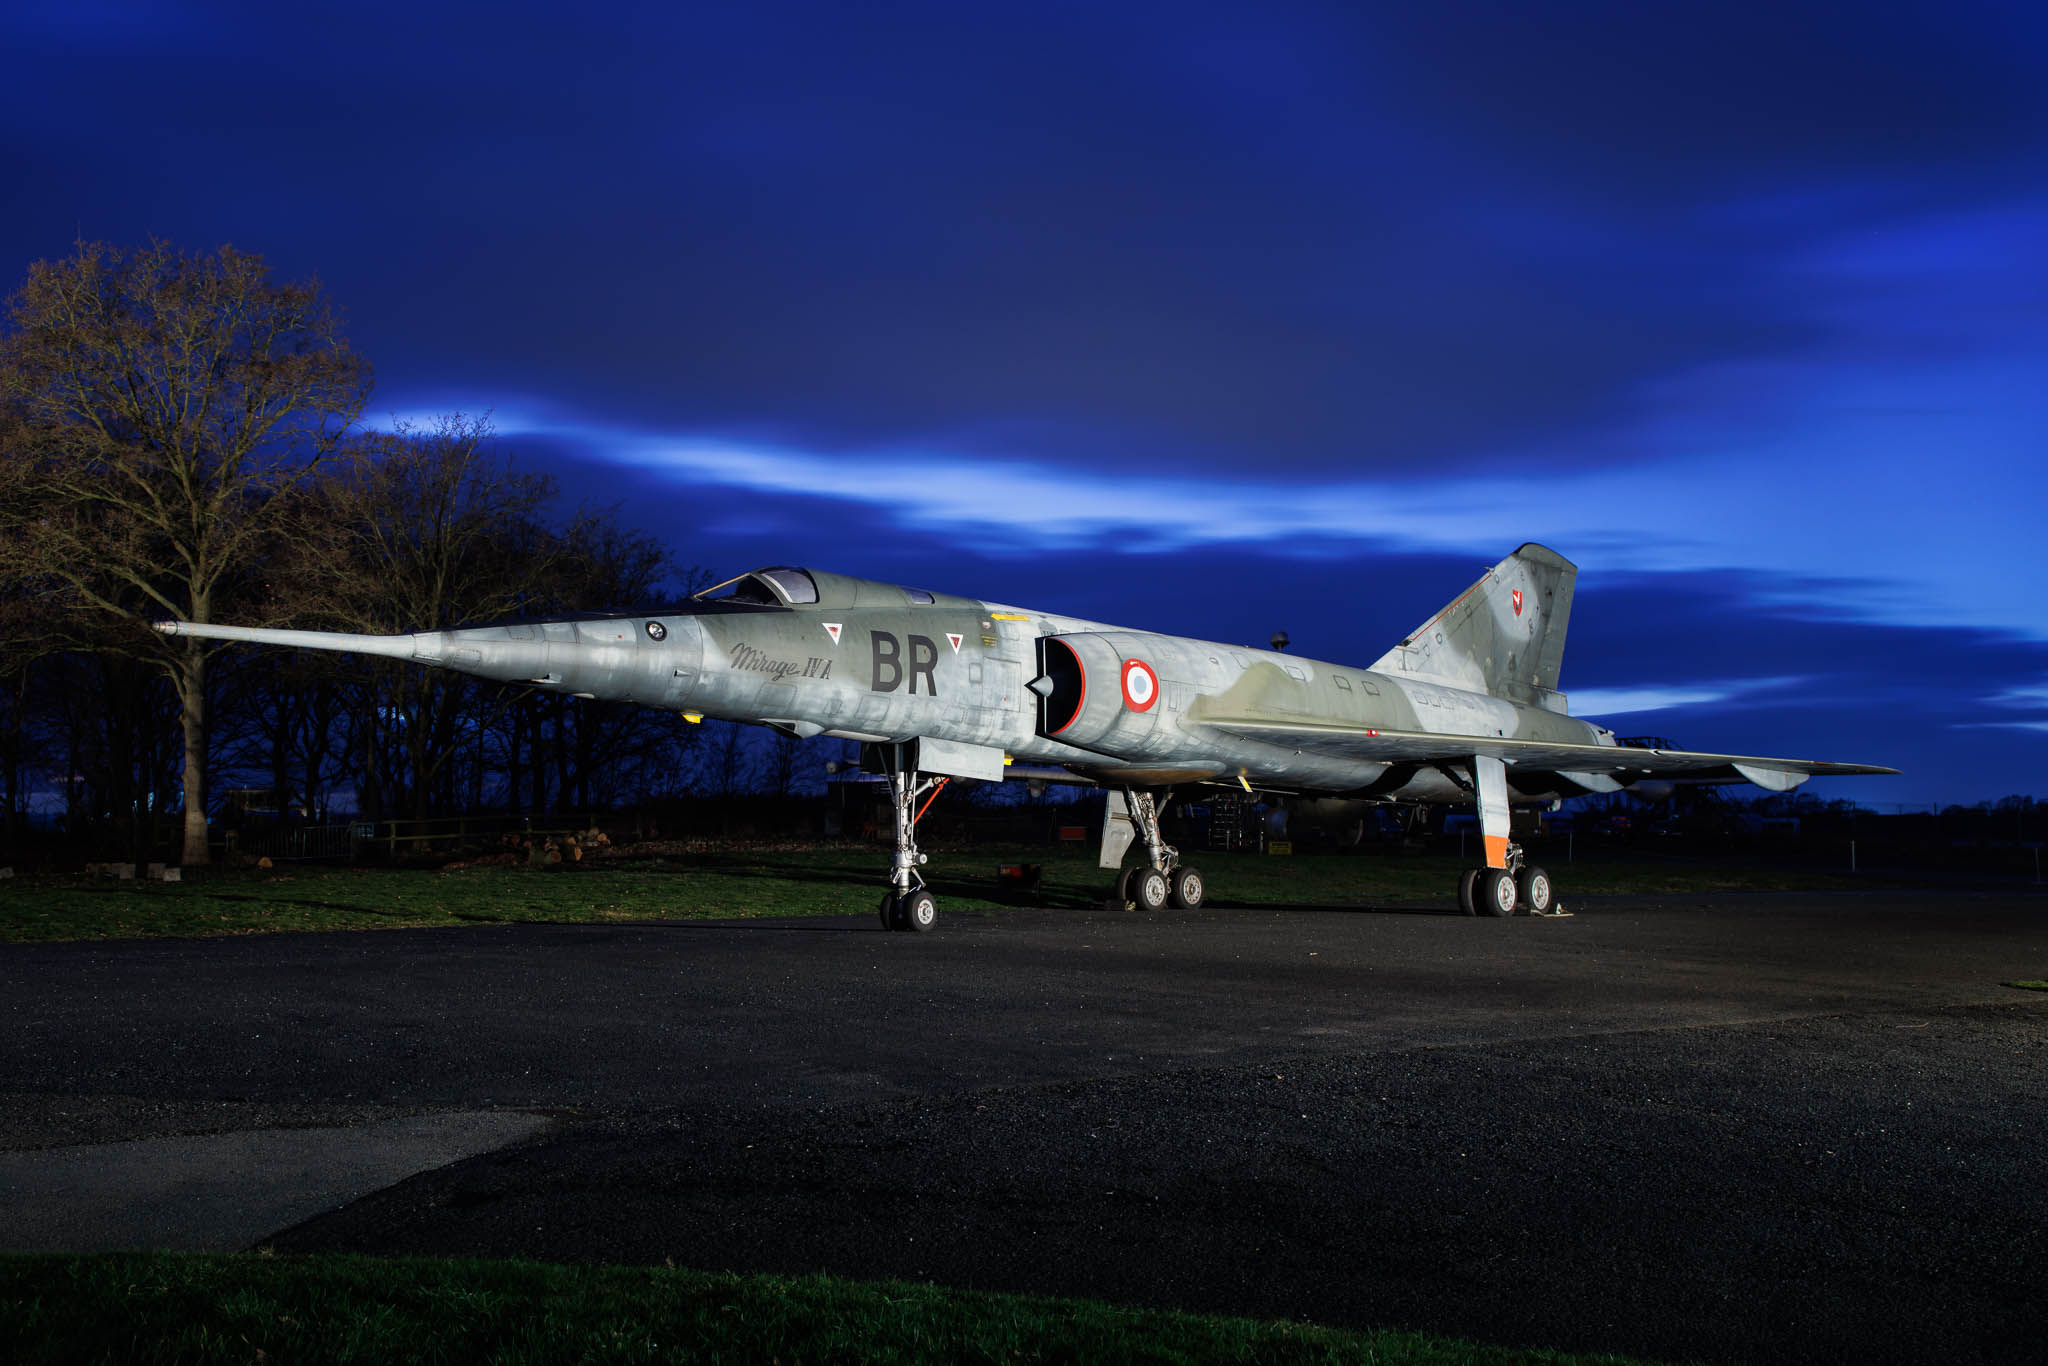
[1202,715,1899,791]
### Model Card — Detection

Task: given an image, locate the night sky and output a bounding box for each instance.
[6,0,2045,809]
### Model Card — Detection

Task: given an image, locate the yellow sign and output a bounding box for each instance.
[1268,841,1293,855]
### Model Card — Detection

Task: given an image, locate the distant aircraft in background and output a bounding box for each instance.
[161,544,1895,930]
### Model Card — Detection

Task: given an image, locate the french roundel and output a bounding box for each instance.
[1121,658,1159,713]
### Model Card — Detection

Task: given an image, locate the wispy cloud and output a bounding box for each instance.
[492,417,2035,641]
[1572,676,1808,718]
[1961,682,2048,731]
[1987,684,2048,709]
[1569,686,1730,716]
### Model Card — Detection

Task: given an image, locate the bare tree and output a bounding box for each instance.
[0,240,371,863]
[284,415,560,821]
[763,729,821,800]
[528,510,700,811]
[702,720,756,801]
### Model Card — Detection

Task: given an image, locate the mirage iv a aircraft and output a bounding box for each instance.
[159,544,1895,931]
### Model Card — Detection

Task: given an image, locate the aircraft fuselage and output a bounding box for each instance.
[377,577,1613,804]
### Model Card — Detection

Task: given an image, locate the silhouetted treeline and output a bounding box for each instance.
[0,240,712,863]
[0,411,714,861]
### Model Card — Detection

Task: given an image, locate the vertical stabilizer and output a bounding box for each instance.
[1369,544,1578,708]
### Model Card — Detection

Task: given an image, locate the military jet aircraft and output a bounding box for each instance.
[158,544,1895,930]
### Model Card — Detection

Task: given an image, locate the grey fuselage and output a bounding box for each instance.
[345,567,1617,804]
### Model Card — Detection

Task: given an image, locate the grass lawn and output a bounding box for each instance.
[0,1250,1671,1366]
[0,842,1876,945]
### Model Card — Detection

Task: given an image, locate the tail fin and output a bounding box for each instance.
[1369,543,1577,709]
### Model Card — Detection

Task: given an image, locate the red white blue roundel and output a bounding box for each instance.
[1121,658,1159,712]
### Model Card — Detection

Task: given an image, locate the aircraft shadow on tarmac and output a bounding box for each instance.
[1209,899,1469,917]
[204,891,527,925]
[617,896,1472,930]
[644,854,1474,919]
[205,875,1469,929]
[639,857,1118,913]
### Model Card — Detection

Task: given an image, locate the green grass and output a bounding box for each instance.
[2005,980,2048,992]
[0,1251,1671,1366]
[0,844,1875,945]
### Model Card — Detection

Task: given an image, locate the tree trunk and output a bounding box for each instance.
[270,692,294,823]
[552,698,571,818]
[179,639,210,865]
[105,663,134,860]
[471,708,485,813]
[506,703,524,816]
[62,689,82,838]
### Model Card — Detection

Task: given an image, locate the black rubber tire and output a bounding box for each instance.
[1168,865,1205,910]
[880,891,901,930]
[1477,868,1517,917]
[1517,865,1553,915]
[1457,867,1480,916]
[1132,866,1170,913]
[903,889,938,932]
[1107,866,1137,910]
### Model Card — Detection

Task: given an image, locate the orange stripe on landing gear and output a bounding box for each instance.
[1483,835,1509,869]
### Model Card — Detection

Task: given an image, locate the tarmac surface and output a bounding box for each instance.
[3,887,2045,1365]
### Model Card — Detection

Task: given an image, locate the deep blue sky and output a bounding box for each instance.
[5,0,2045,808]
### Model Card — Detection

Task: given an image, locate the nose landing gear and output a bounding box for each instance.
[876,744,945,932]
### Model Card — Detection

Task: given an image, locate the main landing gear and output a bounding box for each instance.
[876,744,945,933]
[1107,789,1205,913]
[1452,752,1559,918]
[1456,843,1555,918]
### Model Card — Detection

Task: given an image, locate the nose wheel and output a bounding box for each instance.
[880,887,939,932]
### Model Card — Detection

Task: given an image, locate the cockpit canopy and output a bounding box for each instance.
[691,567,965,611]
[694,567,820,606]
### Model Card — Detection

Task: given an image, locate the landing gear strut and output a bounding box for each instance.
[1107,788,1205,912]
[1456,754,1554,917]
[875,744,944,932]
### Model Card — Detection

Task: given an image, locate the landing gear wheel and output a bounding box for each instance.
[1516,865,1553,916]
[880,891,905,931]
[1107,867,1137,910]
[902,889,938,932]
[1457,868,1481,916]
[1168,865,1205,910]
[1130,872,1179,913]
[1476,868,1517,917]
[1132,866,1170,913]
